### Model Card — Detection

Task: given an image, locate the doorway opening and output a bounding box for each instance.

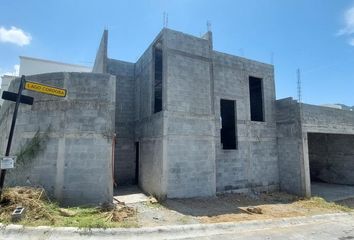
[307,132,354,201]
[113,141,146,203]
[135,142,139,185]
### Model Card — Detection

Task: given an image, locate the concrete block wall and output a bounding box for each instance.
[164,29,216,198]
[213,52,278,193]
[276,100,354,197]
[135,113,165,196]
[107,59,136,185]
[275,98,307,196]
[98,27,354,200]
[0,72,115,206]
[302,104,354,135]
[134,37,166,198]
[92,30,108,73]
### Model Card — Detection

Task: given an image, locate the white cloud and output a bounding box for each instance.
[338,6,354,35]
[0,26,31,46]
[337,5,354,46]
[349,38,354,46]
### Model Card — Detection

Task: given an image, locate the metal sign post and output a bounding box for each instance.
[1,91,34,105]
[0,75,25,198]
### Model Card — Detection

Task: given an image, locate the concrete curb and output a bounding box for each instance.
[0,212,353,240]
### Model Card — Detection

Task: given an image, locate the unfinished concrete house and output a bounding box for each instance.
[1,28,353,205]
[96,29,278,199]
[95,28,354,200]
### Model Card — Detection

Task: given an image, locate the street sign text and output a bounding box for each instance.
[25,81,67,97]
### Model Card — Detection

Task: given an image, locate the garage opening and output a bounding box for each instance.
[308,133,354,201]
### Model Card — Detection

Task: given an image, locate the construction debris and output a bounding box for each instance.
[148,196,158,204]
[58,208,76,217]
[0,186,54,223]
[246,207,263,214]
[11,207,26,222]
[239,206,263,215]
[101,202,136,222]
[0,187,137,227]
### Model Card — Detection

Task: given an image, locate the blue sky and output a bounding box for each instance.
[0,0,353,106]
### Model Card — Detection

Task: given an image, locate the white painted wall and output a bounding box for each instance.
[321,104,342,109]
[19,56,91,76]
[0,75,16,105]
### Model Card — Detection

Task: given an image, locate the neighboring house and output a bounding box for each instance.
[0,28,353,206]
[0,75,16,105]
[321,104,342,109]
[0,56,91,105]
[19,56,91,76]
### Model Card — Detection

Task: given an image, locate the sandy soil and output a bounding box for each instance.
[130,192,354,226]
[336,198,354,208]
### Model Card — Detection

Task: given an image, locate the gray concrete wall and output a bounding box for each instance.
[275,98,307,196]
[276,100,354,197]
[308,133,354,185]
[164,29,216,198]
[107,59,136,185]
[92,30,108,74]
[99,28,354,200]
[213,52,278,193]
[302,104,354,135]
[134,36,166,198]
[0,72,115,206]
[302,104,354,195]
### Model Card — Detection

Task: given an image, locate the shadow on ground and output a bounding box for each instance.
[113,185,354,226]
[161,192,298,217]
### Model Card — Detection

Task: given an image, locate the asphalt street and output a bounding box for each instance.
[1,213,353,240]
[180,215,354,240]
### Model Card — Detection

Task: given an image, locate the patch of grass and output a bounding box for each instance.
[2,203,139,228]
[145,201,164,209]
[296,197,352,212]
[0,187,138,229]
[51,207,137,228]
[177,216,191,224]
[144,196,164,209]
[16,127,51,166]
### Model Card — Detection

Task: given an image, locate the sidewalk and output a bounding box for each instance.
[1,212,353,240]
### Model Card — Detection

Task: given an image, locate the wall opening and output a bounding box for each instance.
[154,45,163,113]
[249,76,264,122]
[308,133,354,185]
[135,142,140,185]
[220,99,237,149]
[308,132,354,200]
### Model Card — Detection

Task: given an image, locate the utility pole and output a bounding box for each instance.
[297,68,302,104]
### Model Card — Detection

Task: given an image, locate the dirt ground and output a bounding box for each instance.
[129,192,354,227]
[2,187,352,228]
[335,198,354,208]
